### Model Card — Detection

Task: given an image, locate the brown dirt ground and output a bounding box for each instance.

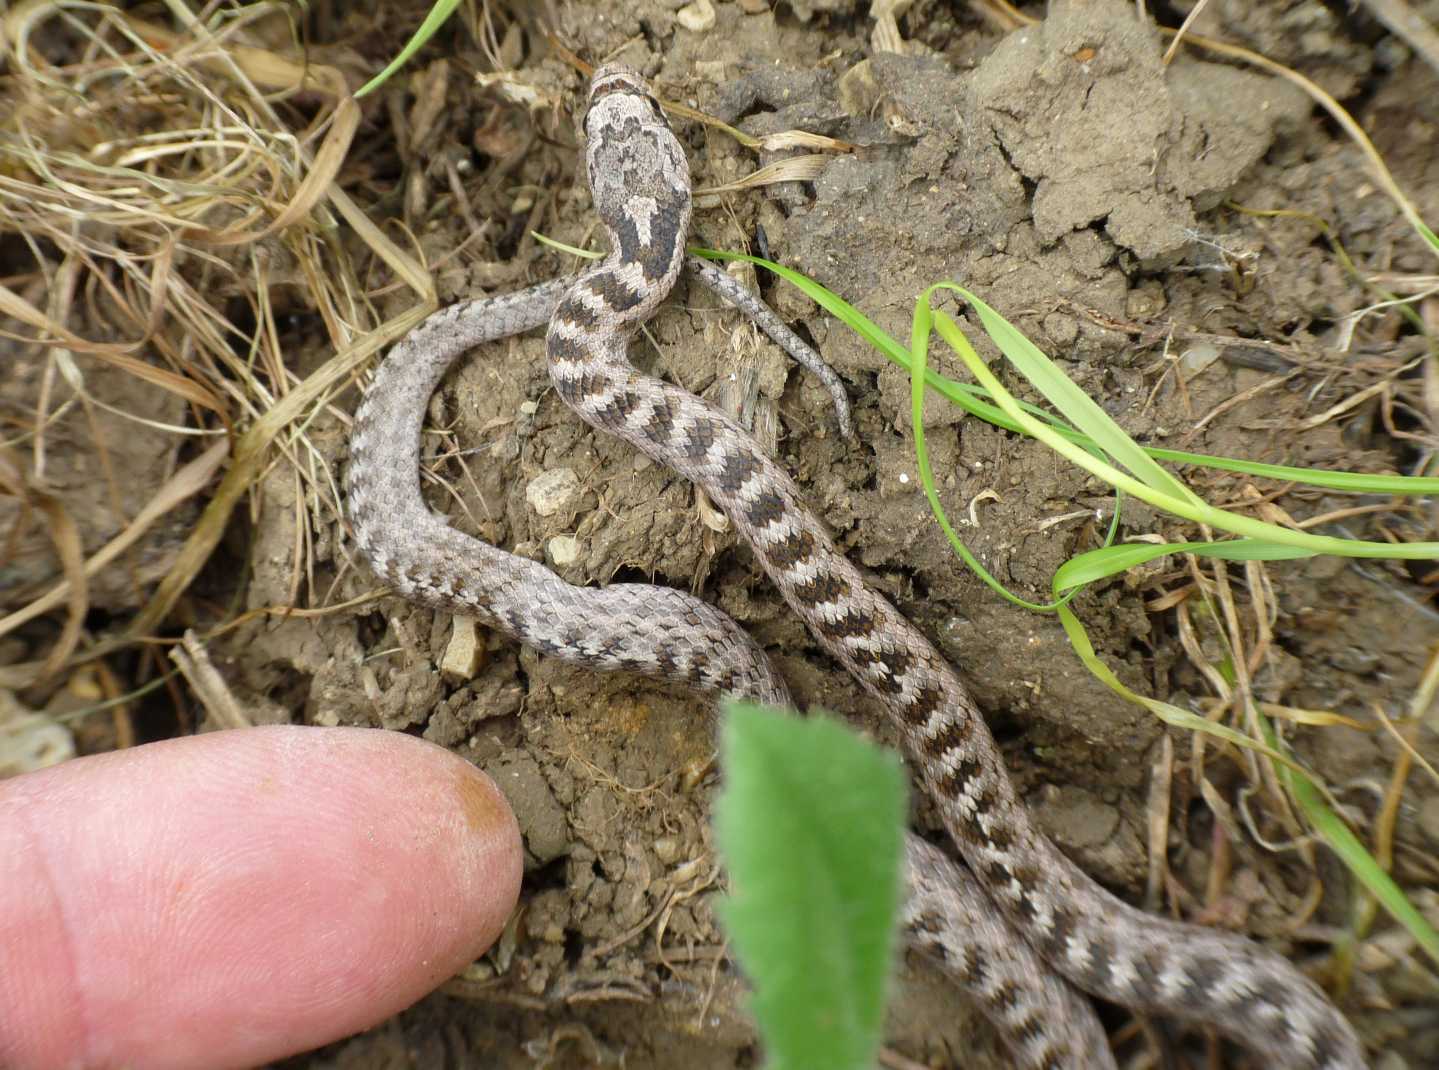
[4,0,1439,1067]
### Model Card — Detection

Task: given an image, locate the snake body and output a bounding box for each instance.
[349,64,1364,1069]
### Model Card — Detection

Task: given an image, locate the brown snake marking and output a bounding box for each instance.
[348,64,1364,1069]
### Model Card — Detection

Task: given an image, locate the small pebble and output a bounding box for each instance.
[547,535,579,567]
[1179,343,1221,375]
[440,617,482,680]
[526,468,579,517]
[677,0,715,31]
[671,858,705,883]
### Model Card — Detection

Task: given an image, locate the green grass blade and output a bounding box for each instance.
[1054,605,1312,771]
[355,0,463,98]
[1063,596,1439,964]
[715,703,906,1070]
[909,289,1077,612]
[948,287,1205,509]
[1054,539,1316,591]
[1264,717,1439,968]
[1420,219,1439,253]
[923,304,1439,560]
[1142,447,1439,494]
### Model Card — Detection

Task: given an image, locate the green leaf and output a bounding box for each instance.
[355,0,463,98]
[715,703,906,1070]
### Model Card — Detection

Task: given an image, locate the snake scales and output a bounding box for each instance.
[348,64,1364,1069]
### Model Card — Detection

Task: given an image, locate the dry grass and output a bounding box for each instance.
[0,2,435,703]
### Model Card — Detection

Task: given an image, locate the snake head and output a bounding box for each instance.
[581,62,691,248]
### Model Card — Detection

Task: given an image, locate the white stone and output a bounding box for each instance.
[441,617,482,680]
[547,534,580,567]
[526,468,580,517]
[677,0,716,32]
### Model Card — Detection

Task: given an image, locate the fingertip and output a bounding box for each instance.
[0,725,523,1070]
[448,752,525,944]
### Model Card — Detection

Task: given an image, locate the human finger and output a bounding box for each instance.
[0,724,522,1069]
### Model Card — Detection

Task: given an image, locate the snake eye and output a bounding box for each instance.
[641,90,671,128]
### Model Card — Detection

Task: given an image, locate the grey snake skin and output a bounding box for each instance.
[348,65,1363,1069]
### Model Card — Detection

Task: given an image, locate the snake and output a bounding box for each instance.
[347,63,1365,1069]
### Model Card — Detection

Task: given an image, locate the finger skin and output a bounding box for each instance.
[0,725,522,1069]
